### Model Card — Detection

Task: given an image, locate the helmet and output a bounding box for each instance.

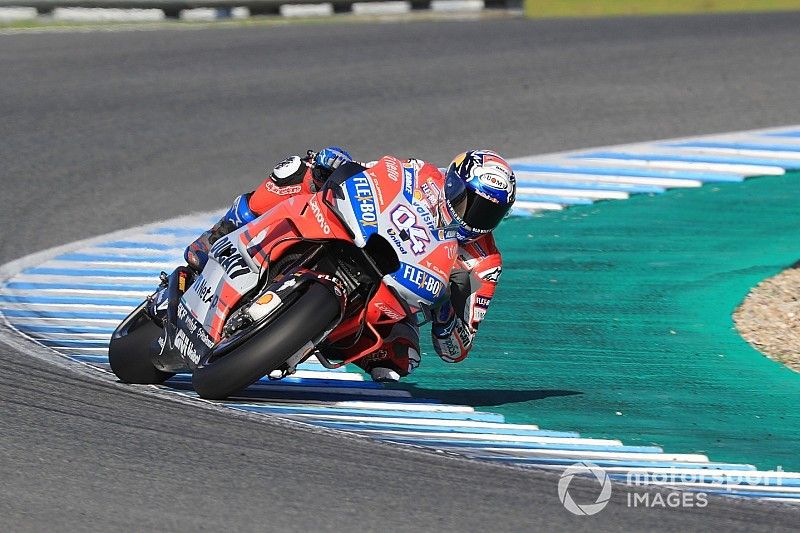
[444,150,516,242]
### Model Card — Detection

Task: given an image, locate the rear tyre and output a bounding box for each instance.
[109,304,175,385]
[192,283,339,400]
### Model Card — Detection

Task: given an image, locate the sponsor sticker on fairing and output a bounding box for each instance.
[348,175,378,228]
[174,328,200,364]
[415,203,436,232]
[396,262,444,302]
[385,159,401,182]
[402,165,416,202]
[247,291,282,321]
[210,237,252,280]
[420,180,441,210]
[177,301,215,349]
[385,227,409,255]
[194,326,214,349]
[308,196,331,235]
[192,274,214,304]
[346,175,379,233]
[375,301,405,321]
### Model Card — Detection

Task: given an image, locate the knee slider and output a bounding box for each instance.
[270,156,306,185]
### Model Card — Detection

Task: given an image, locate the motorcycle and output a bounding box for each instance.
[108,156,460,400]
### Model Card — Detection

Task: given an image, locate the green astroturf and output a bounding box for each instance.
[400,171,800,471]
[524,0,800,19]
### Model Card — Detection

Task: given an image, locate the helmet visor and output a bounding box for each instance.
[444,170,468,219]
[461,189,511,232]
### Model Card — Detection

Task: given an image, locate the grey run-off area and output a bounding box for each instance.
[2,13,800,531]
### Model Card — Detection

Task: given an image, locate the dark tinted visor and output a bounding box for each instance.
[444,169,468,218]
[462,189,511,231]
[445,169,467,204]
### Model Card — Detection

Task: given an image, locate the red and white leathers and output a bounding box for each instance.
[430,234,502,365]
[189,154,503,381]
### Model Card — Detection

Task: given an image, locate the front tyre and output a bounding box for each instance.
[108,302,175,384]
[191,283,340,400]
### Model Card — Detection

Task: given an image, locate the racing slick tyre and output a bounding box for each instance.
[109,303,175,384]
[191,282,340,400]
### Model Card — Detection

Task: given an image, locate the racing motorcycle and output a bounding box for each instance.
[108,156,461,400]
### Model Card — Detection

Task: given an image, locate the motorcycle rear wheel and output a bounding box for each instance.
[191,282,340,400]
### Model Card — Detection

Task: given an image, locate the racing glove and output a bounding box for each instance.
[431,300,474,363]
[311,146,352,186]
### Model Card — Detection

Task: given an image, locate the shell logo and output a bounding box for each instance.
[257,293,274,305]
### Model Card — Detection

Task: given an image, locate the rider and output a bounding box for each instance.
[184,147,516,382]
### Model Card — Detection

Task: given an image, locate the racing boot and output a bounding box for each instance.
[370,367,403,383]
[184,193,257,271]
[354,321,421,382]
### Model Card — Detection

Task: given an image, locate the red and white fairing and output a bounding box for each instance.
[180,228,262,343]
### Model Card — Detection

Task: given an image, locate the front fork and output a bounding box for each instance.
[149,266,195,372]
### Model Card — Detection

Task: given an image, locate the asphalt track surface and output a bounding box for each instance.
[2,12,800,531]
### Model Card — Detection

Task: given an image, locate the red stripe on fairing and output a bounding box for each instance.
[251,220,301,265]
[210,281,244,342]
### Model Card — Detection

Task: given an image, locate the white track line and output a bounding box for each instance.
[513,171,704,189]
[576,157,785,176]
[279,413,543,430]
[351,429,623,446]
[514,200,564,211]
[517,187,628,200]
[472,448,712,463]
